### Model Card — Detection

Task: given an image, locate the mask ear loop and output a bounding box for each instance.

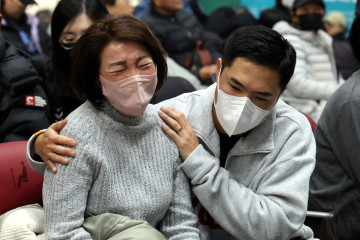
[217,67,222,91]
[214,67,222,109]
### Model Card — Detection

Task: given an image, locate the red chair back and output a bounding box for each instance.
[0,141,43,215]
[299,111,317,133]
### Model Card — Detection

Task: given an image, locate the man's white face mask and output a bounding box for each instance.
[214,67,271,137]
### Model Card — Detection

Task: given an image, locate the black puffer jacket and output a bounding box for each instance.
[0,33,50,142]
[142,9,222,78]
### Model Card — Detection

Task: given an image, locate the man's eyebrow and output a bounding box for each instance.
[230,77,273,97]
[256,91,273,97]
[230,77,246,89]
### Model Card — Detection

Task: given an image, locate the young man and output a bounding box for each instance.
[273,0,343,122]
[27,26,316,239]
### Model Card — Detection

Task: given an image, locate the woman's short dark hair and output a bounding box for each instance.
[71,14,167,109]
[51,0,108,88]
[222,26,296,91]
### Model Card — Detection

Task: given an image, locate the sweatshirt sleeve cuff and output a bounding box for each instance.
[181,144,218,180]
[26,130,47,175]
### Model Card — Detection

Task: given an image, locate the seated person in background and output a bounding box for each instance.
[141,0,222,84]
[46,0,108,123]
[205,6,257,40]
[134,0,208,25]
[259,0,291,28]
[101,0,134,15]
[273,0,343,122]
[25,15,199,239]
[30,26,316,240]
[325,11,358,80]
[1,0,51,58]
[310,14,360,205]
[0,5,50,142]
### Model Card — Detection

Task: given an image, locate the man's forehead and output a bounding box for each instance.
[222,60,282,91]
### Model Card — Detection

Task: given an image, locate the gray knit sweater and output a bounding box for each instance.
[41,101,199,240]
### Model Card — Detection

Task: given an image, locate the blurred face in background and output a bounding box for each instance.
[292,2,325,30]
[153,0,183,15]
[59,13,93,50]
[3,0,25,20]
[106,0,134,16]
[325,22,345,37]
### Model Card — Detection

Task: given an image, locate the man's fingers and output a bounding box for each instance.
[49,144,74,160]
[161,123,180,141]
[44,159,57,173]
[158,110,182,132]
[48,152,70,165]
[45,127,76,147]
[161,107,184,120]
[53,134,76,147]
[51,119,68,132]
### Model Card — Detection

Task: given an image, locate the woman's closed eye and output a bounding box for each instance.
[62,39,75,44]
[139,62,153,70]
[110,69,125,74]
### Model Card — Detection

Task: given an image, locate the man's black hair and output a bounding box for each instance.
[222,26,296,90]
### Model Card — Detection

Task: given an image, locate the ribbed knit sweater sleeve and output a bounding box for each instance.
[158,164,199,240]
[42,105,100,240]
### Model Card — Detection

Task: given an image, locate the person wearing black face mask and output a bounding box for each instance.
[273,0,343,122]
[45,0,108,123]
[291,0,326,32]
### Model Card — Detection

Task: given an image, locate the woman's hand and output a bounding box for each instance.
[158,107,199,161]
[35,119,76,173]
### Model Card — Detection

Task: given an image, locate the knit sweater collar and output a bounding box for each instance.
[101,100,148,126]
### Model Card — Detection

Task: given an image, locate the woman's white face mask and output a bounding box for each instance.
[214,67,271,137]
